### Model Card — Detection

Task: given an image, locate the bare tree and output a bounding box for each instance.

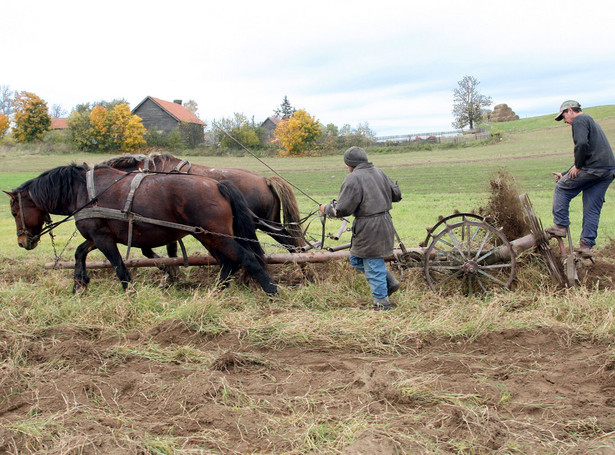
[0,85,14,116]
[183,99,199,115]
[452,76,492,130]
[50,104,68,118]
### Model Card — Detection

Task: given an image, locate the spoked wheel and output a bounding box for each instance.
[421,212,490,247]
[424,220,516,295]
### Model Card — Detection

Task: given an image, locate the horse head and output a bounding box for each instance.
[4,190,50,250]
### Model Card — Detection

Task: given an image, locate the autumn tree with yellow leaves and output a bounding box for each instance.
[0,114,9,138]
[88,103,146,152]
[12,91,51,142]
[274,109,322,156]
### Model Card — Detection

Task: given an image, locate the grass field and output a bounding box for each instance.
[3,108,615,256]
[2,109,615,454]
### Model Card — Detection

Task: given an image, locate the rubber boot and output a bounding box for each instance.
[386,270,400,296]
[373,296,391,311]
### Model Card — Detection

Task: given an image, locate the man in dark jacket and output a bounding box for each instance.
[546,100,615,256]
[320,146,402,310]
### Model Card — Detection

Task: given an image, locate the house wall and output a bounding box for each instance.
[133,99,179,134]
[261,118,279,139]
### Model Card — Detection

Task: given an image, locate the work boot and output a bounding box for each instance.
[373,297,391,311]
[545,225,567,238]
[575,242,593,259]
[386,270,400,296]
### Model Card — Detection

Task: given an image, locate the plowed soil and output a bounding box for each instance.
[1,311,615,453]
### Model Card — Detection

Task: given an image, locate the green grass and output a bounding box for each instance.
[5,115,615,250]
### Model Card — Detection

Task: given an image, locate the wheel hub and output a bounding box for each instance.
[463,260,479,275]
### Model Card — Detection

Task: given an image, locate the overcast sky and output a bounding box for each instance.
[4,0,614,137]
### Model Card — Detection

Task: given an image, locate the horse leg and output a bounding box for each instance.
[141,245,180,287]
[218,261,239,290]
[94,237,132,291]
[73,240,97,294]
[201,237,277,295]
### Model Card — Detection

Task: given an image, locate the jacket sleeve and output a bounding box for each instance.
[390,178,402,203]
[326,174,361,218]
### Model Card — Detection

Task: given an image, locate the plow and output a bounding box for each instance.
[46,193,585,295]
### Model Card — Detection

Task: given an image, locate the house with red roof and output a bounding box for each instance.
[50,118,69,130]
[260,117,282,140]
[132,96,206,146]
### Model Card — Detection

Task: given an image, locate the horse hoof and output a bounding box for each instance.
[73,280,88,295]
[73,285,87,295]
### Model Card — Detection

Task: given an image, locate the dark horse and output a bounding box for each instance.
[99,153,306,251]
[5,164,277,295]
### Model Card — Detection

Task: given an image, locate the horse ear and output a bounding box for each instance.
[3,190,15,200]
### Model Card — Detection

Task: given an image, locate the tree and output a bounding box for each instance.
[451,75,492,130]
[183,100,199,115]
[0,85,14,116]
[274,109,322,156]
[212,113,261,149]
[0,114,9,137]
[338,122,375,149]
[50,104,67,118]
[67,100,144,152]
[317,123,340,152]
[89,103,146,152]
[12,91,51,142]
[68,103,96,151]
[273,96,296,119]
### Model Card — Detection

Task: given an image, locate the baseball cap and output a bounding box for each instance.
[555,100,581,121]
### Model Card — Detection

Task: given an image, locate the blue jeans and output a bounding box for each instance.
[552,168,615,248]
[349,255,387,299]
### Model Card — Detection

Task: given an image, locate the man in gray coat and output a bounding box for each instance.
[320,146,402,310]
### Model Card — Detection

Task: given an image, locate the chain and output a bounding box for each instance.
[50,227,79,269]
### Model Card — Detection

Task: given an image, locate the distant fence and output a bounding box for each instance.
[374,128,490,145]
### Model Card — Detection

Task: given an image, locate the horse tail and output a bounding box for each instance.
[217,180,266,268]
[266,176,306,247]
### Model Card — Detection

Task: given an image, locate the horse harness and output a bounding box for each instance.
[15,191,51,245]
[73,169,202,262]
[142,156,192,174]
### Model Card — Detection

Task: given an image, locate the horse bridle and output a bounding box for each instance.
[15,191,53,244]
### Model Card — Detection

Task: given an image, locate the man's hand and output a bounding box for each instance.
[552,172,563,182]
[319,204,326,215]
[568,165,579,178]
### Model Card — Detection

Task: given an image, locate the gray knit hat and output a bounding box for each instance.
[343,146,368,167]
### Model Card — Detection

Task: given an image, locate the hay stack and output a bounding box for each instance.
[489,104,519,122]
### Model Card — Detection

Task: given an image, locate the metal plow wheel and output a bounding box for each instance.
[421,212,489,247]
[424,220,516,295]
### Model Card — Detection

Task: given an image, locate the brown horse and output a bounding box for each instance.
[6,164,277,295]
[99,153,306,251]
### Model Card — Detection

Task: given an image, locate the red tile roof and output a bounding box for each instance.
[149,97,206,125]
[51,118,68,129]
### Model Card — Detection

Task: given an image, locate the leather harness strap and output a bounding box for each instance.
[80,169,195,264]
[175,159,191,173]
[123,172,147,213]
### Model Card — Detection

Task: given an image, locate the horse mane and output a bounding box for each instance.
[98,154,148,170]
[99,152,179,171]
[16,163,88,213]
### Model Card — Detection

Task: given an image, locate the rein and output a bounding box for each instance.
[23,171,135,243]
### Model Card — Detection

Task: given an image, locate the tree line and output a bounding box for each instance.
[1,77,491,155]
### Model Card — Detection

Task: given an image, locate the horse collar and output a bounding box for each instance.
[86,169,97,201]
